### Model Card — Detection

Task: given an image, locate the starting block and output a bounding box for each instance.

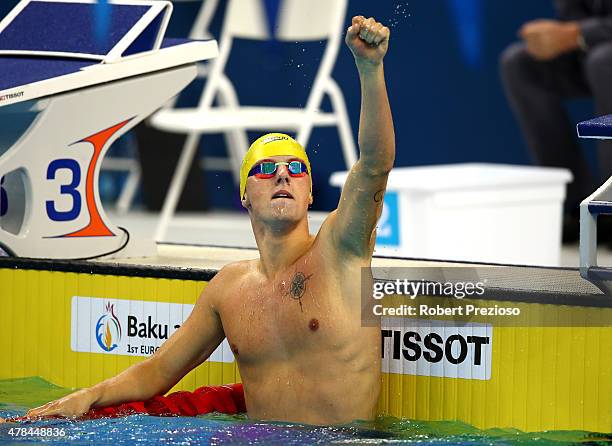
[577,115,612,293]
[0,0,217,259]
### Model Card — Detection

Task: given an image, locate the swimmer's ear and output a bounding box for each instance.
[241,193,251,210]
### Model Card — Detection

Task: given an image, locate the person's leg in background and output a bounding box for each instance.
[584,41,612,242]
[500,42,595,241]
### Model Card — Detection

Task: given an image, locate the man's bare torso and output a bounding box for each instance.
[214,227,381,425]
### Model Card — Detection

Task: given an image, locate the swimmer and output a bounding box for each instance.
[23,15,394,426]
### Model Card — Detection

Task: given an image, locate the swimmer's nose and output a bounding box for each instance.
[276,175,290,186]
[275,165,291,184]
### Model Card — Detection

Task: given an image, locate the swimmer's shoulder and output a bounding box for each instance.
[212,259,259,285]
[201,260,257,307]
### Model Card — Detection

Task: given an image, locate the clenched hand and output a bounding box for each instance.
[346,16,390,70]
[519,19,581,61]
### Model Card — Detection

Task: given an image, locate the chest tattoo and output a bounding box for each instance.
[284,271,313,312]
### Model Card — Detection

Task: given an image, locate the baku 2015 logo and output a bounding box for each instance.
[95,302,122,352]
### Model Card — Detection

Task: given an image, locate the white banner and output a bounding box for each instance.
[381,318,492,380]
[70,296,234,362]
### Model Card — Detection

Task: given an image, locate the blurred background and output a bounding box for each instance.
[0,0,609,266]
[5,1,589,210]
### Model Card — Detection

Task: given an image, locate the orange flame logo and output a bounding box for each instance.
[104,322,113,351]
[95,302,122,352]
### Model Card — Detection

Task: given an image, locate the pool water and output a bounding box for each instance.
[0,378,609,445]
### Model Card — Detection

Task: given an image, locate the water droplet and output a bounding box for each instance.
[387,1,411,29]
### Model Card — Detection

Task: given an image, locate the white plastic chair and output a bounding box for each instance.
[173,0,220,77]
[102,0,220,215]
[149,0,357,241]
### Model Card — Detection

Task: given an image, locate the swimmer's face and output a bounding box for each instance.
[241,155,313,222]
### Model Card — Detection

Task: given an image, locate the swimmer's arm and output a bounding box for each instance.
[27,270,227,418]
[92,278,225,406]
[332,16,395,257]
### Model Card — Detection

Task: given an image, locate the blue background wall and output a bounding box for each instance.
[0,1,596,211]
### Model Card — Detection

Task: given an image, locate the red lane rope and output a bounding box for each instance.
[87,383,246,419]
[8,383,246,422]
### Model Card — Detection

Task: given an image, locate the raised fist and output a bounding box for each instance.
[345,16,390,68]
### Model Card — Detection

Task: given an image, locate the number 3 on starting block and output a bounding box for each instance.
[0,64,200,259]
[46,158,82,222]
[0,0,218,259]
[40,120,129,238]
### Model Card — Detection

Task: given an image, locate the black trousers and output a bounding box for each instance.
[500,42,612,213]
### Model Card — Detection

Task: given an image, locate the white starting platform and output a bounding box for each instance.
[331,164,572,266]
[0,0,217,259]
[577,115,612,293]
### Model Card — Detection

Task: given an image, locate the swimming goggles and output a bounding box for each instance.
[248,160,308,179]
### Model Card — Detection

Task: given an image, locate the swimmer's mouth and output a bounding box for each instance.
[272,190,294,200]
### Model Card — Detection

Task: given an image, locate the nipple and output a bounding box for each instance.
[309,318,319,331]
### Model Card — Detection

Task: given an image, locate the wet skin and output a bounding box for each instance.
[21,15,393,426]
[215,226,380,425]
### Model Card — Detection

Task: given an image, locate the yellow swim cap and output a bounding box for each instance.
[240,133,312,199]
